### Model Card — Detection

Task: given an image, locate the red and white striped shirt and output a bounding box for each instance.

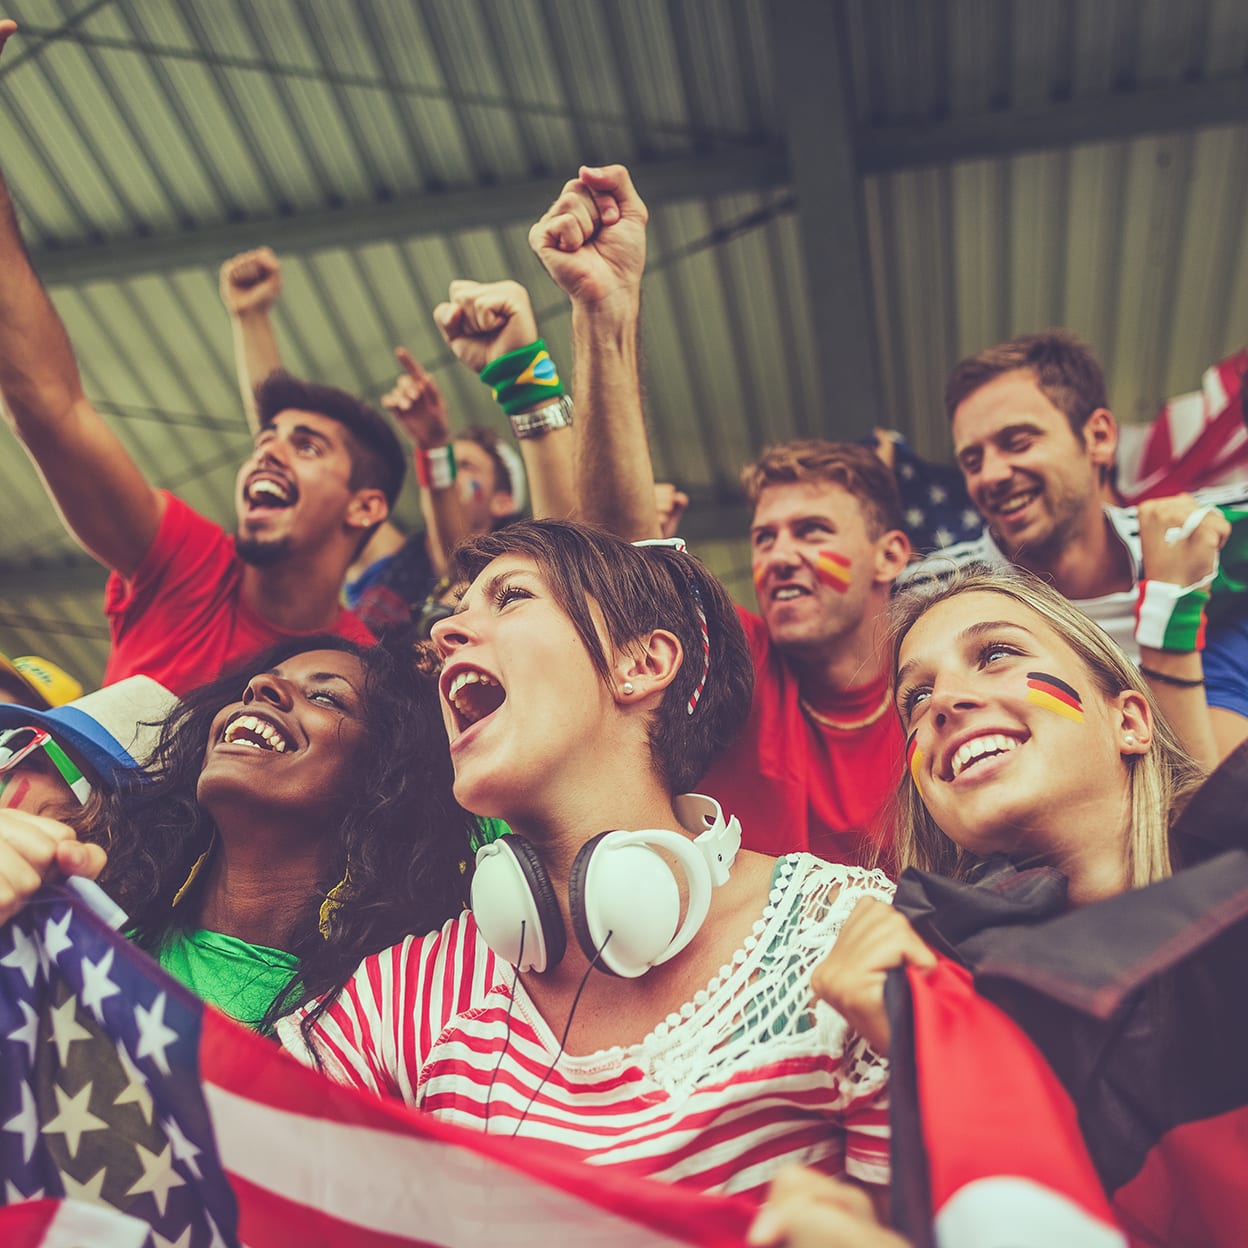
[278,854,893,1201]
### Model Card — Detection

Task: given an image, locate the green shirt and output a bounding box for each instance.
[157,929,299,1032]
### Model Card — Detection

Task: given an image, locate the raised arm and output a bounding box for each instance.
[1135,494,1235,767]
[218,246,284,434]
[381,348,468,578]
[0,30,162,579]
[433,278,575,520]
[529,164,657,540]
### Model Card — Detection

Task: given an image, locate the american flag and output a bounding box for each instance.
[0,886,754,1247]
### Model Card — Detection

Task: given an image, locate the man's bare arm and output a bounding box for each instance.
[0,25,162,580]
[529,164,658,541]
[218,246,284,434]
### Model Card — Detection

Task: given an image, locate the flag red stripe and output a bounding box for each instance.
[909,960,1117,1223]
[1112,1103,1248,1248]
[1026,678,1081,712]
[229,1174,442,1248]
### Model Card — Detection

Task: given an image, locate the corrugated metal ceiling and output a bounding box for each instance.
[2,0,1248,685]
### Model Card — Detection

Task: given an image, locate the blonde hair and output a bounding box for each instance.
[884,566,1204,889]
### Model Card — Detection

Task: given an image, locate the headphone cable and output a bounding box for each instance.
[511,931,611,1138]
[482,920,527,1134]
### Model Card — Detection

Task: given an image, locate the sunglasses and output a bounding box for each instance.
[0,726,92,806]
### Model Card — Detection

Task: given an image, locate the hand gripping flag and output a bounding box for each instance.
[0,886,755,1247]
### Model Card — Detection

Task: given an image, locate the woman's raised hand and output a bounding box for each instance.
[811,895,936,1057]
[0,809,107,925]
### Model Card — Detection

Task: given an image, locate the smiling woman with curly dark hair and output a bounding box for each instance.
[3,633,475,1034]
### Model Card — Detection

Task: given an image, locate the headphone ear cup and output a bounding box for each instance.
[471,835,566,973]
[569,832,615,976]
[570,832,683,979]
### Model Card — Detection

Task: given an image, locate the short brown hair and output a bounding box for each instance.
[255,370,406,508]
[944,330,1108,438]
[740,440,904,538]
[452,520,753,793]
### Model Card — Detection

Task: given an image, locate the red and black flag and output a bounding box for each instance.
[886,750,1248,1247]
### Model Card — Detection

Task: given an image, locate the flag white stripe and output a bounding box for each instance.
[935,1177,1128,1248]
[203,1083,691,1248]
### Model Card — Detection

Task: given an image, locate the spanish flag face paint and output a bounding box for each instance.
[906,730,924,791]
[814,550,852,592]
[1025,672,1084,723]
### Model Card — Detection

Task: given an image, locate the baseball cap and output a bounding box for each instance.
[0,653,83,710]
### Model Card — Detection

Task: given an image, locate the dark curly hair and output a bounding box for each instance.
[452,520,754,792]
[89,634,473,1033]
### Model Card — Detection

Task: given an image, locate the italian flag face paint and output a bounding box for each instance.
[814,550,852,592]
[1025,672,1084,723]
[907,730,924,790]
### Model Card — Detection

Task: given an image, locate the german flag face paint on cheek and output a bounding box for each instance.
[814,550,851,592]
[1026,672,1084,723]
[907,730,924,791]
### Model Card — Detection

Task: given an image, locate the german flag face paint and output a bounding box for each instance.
[1025,672,1084,723]
[906,730,924,791]
[814,550,852,592]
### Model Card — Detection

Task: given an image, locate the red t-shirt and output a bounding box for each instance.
[699,606,903,865]
[103,492,375,695]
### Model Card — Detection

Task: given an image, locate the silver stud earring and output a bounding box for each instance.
[622,682,635,696]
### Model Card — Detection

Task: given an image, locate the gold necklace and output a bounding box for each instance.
[799,687,893,732]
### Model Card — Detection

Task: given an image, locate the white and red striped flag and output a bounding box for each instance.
[0,886,755,1247]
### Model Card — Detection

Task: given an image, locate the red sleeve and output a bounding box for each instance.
[103,494,238,689]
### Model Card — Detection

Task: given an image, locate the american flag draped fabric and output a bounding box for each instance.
[0,885,755,1248]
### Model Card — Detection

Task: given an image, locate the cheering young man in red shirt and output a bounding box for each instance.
[0,146,399,692]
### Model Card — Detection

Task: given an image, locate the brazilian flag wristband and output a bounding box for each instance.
[1135,579,1209,652]
[479,339,565,417]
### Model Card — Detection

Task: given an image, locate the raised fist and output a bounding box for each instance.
[528,165,648,314]
[432,279,539,375]
[219,246,282,317]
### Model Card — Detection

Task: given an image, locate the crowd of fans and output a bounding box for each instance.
[2,21,1246,1245]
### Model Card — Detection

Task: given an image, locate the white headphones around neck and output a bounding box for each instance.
[470,794,742,979]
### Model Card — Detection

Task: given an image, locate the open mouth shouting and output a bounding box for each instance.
[221,711,293,754]
[442,666,507,737]
[243,472,298,514]
[944,732,1024,781]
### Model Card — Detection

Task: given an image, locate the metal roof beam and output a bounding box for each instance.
[769,0,883,439]
[28,148,791,286]
[857,77,1248,174]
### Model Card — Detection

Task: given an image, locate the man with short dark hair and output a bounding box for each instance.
[0,168,397,694]
[526,164,911,863]
[914,329,1248,765]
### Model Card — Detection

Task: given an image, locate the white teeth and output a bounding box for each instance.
[250,479,291,503]
[995,490,1039,516]
[951,734,1018,778]
[774,586,807,600]
[223,714,290,753]
[449,670,495,700]
[447,670,500,726]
